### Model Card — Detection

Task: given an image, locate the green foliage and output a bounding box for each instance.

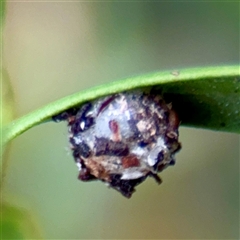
[0,0,6,27]
[1,202,42,239]
[2,65,240,147]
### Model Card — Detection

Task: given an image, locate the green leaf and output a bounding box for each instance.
[0,0,6,27]
[1,202,43,239]
[2,65,240,146]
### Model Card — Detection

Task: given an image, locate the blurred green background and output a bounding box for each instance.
[2,2,239,239]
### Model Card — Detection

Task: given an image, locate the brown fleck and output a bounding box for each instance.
[86,158,110,181]
[122,155,140,168]
[167,109,180,132]
[97,95,116,116]
[68,116,76,124]
[109,119,121,141]
[109,120,119,134]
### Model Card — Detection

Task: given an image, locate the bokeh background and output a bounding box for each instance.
[2,2,239,239]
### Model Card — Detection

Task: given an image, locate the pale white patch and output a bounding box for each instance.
[76,162,82,171]
[80,121,85,130]
[73,136,82,145]
[86,111,93,117]
[157,137,167,149]
[147,137,167,166]
[94,114,112,138]
[118,96,128,112]
[81,133,94,149]
[121,169,145,180]
[125,110,131,120]
[107,103,114,113]
[136,120,146,132]
[131,146,146,156]
[147,155,157,166]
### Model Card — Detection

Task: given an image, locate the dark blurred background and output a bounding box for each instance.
[3,2,239,239]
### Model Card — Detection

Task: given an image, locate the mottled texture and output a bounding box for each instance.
[53,91,181,198]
